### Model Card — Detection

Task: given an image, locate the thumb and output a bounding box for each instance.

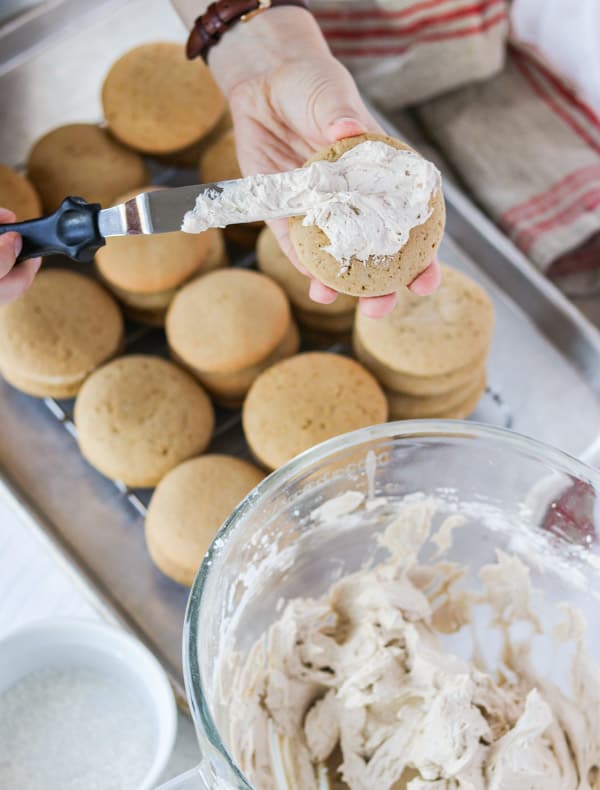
[310,62,383,142]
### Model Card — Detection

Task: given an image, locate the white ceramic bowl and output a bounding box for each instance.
[0,618,177,790]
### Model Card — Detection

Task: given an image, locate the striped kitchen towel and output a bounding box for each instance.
[310,0,600,278]
[312,0,510,108]
[417,45,600,276]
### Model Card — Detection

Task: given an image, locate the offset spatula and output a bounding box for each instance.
[0,179,295,263]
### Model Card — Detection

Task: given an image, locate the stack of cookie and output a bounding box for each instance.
[74,355,214,488]
[0,270,123,399]
[27,123,148,212]
[243,352,388,470]
[256,227,356,336]
[0,163,41,220]
[95,186,221,326]
[166,269,299,407]
[101,42,226,159]
[145,455,264,586]
[354,264,494,420]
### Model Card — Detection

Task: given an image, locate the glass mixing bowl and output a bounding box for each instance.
[162,421,600,789]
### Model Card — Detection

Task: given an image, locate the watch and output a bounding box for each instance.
[186,0,309,62]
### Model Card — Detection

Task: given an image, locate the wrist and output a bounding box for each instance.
[207,6,328,98]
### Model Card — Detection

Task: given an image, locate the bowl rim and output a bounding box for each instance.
[0,617,177,790]
[183,419,600,787]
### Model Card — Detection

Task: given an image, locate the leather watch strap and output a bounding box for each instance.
[186,0,308,62]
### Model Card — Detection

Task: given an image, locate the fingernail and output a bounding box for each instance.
[13,234,22,258]
[328,117,366,141]
[309,279,338,304]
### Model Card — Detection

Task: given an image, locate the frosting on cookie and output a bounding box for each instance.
[182,141,440,270]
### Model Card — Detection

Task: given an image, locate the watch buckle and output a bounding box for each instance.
[241,0,272,22]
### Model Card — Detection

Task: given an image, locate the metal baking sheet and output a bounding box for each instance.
[2,0,600,700]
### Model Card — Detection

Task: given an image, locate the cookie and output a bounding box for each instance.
[191,319,300,409]
[74,355,214,487]
[102,43,226,154]
[0,269,123,398]
[436,378,487,420]
[27,124,148,213]
[353,332,487,396]
[95,186,210,307]
[158,107,234,169]
[354,264,494,386]
[100,283,177,327]
[292,306,355,334]
[0,164,42,220]
[166,269,295,403]
[242,352,388,470]
[199,128,242,184]
[199,129,263,248]
[145,454,264,585]
[98,279,179,311]
[203,228,229,272]
[257,226,356,332]
[289,133,445,297]
[386,366,486,420]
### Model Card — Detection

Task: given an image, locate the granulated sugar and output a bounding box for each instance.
[0,666,156,789]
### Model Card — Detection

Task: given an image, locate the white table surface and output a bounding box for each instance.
[0,491,200,787]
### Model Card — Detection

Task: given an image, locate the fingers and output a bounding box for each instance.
[327,117,368,142]
[408,260,441,296]
[309,278,338,304]
[0,256,41,306]
[0,231,22,278]
[267,218,339,304]
[0,207,17,223]
[359,292,398,319]
[303,57,383,144]
[0,207,21,280]
[267,218,311,275]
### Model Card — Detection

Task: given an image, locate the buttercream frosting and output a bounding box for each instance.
[226,500,600,789]
[182,141,440,270]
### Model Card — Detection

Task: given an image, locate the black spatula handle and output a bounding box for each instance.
[0,197,105,263]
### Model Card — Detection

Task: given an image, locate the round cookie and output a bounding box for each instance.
[27,124,148,213]
[194,319,300,409]
[0,269,123,398]
[289,133,445,297]
[386,366,486,420]
[203,228,229,272]
[99,280,179,311]
[102,283,178,327]
[96,186,210,301]
[145,454,265,585]
[0,164,42,220]
[257,226,356,331]
[166,269,293,401]
[354,264,494,383]
[436,379,487,420]
[158,107,234,169]
[199,128,242,184]
[353,332,487,396]
[242,352,388,470]
[102,43,225,154]
[74,355,214,488]
[199,130,263,247]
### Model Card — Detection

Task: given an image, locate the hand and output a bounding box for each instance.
[204,7,440,318]
[0,208,41,306]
